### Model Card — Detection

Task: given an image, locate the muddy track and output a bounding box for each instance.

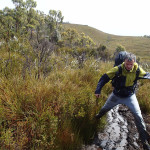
[83,104,150,150]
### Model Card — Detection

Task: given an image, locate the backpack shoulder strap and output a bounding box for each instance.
[135,65,140,82]
[111,64,123,87]
[116,64,122,76]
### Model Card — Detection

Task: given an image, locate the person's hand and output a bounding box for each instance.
[95,94,100,98]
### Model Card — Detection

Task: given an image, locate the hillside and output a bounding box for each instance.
[63,23,150,62]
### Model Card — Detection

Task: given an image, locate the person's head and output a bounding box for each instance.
[124,53,136,71]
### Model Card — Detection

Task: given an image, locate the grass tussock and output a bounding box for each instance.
[0,59,111,150]
[137,80,150,114]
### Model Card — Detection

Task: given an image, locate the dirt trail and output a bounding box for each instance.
[82,104,150,150]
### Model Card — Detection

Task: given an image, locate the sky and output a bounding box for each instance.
[0,0,150,36]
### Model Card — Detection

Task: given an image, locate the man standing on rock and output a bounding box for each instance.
[95,52,150,150]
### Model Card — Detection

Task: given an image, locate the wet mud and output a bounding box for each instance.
[83,104,150,150]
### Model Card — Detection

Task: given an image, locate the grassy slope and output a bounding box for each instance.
[63,23,150,62]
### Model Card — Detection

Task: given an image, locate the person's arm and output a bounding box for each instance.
[138,66,150,79]
[95,73,110,96]
[95,66,119,98]
[142,72,150,79]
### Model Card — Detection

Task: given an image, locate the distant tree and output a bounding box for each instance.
[60,28,96,67]
[97,44,106,52]
[35,11,46,42]
[76,32,95,48]
[25,0,38,39]
[25,0,37,9]
[61,28,79,47]
[61,29,95,49]
[12,0,25,7]
[144,35,150,38]
[45,10,64,43]
[47,10,63,30]
[113,44,126,59]
[13,5,26,33]
[94,44,110,60]
[0,7,15,57]
[115,45,126,53]
[11,0,37,37]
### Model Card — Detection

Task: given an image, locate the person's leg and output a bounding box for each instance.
[96,92,119,119]
[124,94,150,149]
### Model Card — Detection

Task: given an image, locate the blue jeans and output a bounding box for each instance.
[98,92,150,143]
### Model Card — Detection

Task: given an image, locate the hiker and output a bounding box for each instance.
[95,52,150,150]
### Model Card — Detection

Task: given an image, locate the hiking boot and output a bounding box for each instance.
[95,111,105,119]
[95,113,102,119]
[143,141,150,150]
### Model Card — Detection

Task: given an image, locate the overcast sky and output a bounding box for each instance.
[1,0,150,36]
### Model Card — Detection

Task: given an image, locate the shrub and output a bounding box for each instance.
[0,59,111,149]
[137,80,150,114]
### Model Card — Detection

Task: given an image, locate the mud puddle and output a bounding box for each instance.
[82,104,141,150]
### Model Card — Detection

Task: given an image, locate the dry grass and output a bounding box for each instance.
[0,58,111,149]
[63,23,150,62]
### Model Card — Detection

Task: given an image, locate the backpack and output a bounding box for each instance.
[112,51,127,88]
[114,51,127,67]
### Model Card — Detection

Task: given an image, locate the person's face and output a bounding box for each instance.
[124,59,134,71]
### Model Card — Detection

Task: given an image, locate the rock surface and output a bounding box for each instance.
[83,104,150,150]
